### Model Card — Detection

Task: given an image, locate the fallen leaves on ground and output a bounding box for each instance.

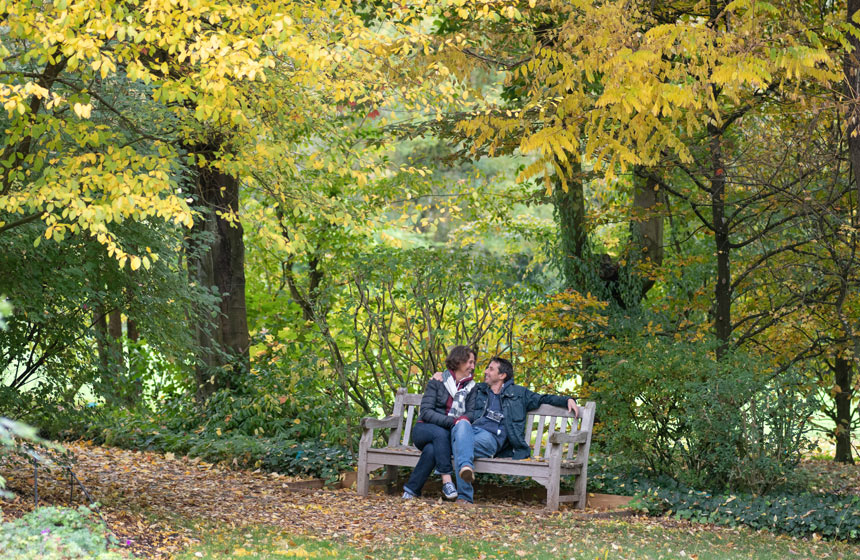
[2,443,857,559]
[798,459,860,495]
[0,442,614,558]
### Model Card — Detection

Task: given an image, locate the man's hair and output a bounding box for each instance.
[491,356,514,382]
[446,345,476,373]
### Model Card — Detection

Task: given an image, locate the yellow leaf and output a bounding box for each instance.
[73,103,92,118]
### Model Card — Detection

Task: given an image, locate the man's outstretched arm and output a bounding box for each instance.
[526,389,580,418]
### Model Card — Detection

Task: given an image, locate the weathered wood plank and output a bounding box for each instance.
[534,415,547,458]
[402,406,416,446]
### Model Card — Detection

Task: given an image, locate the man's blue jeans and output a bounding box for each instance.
[451,420,500,503]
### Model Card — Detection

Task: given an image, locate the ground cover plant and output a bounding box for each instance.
[0,505,122,560]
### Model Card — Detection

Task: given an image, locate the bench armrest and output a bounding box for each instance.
[360,415,400,430]
[548,430,588,445]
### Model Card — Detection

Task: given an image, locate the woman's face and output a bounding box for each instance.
[454,353,476,379]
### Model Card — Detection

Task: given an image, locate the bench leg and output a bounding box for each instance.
[357,460,369,496]
[357,431,372,496]
[384,465,398,495]
[546,449,561,511]
[575,468,588,509]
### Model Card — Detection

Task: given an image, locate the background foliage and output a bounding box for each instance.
[1,2,859,545]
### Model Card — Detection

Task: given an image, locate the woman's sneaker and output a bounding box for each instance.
[441,482,458,500]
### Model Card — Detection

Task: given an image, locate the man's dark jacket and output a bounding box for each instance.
[464,382,570,460]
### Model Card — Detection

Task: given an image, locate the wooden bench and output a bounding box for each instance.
[357,387,596,510]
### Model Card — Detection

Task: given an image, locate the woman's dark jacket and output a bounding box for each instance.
[418,379,475,429]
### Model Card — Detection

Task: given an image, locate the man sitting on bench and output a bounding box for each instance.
[436,357,579,504]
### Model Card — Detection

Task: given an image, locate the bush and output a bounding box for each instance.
[262,441,354,483]
[591,335,816,493]
[0,506,122,559]
[86,408,355,482]
[71,347,360,481]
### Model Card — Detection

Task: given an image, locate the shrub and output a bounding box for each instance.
[591,335,816,493]
[0,506,122,559]
[262,441,354,483]
[86,408,355,481]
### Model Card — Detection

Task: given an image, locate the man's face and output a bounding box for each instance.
[483,361,504,384]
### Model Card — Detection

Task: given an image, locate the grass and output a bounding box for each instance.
[173,518,860,560]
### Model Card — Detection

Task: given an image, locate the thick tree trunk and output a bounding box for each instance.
[186,148,250,401]
[833,357,855,464]
[127,318,139,342]
[553,164,588,291]
[631,171,664,296]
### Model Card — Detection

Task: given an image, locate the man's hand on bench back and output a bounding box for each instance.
[567,399,580,419]
[432,371,443,382]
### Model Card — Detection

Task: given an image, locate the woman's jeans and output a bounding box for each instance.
[403,422,453,496]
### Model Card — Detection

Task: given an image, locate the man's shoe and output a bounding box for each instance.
[455,498,474,507]
[441,482,458,500]
[458,465,474,483]
[402,490,416,500]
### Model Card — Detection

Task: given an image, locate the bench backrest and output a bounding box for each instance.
[388,387,595,463]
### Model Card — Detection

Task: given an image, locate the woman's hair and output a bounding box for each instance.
[445,345,476,373]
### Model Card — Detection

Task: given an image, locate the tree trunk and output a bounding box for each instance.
[127,318,139,342]
[709,128,732,360]
[834,356,855,464]
[631,170,665,296]
[107,309,124,367]
[186,147,250,401]
[94,307,109,371]
[553,163,588,291]
[845,0,860,206]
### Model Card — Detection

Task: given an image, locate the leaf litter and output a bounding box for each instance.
[1,442,857,559]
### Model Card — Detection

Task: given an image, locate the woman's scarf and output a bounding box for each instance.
[443,369,474,418]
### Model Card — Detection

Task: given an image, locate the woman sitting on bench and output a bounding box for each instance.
[402,345,476,501]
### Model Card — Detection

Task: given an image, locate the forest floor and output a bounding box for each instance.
[1,442,859,559]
